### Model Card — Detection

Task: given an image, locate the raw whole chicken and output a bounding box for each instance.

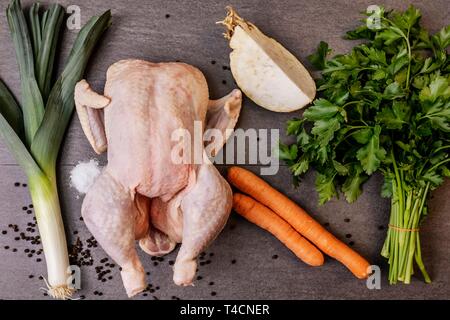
[74,59,242,297]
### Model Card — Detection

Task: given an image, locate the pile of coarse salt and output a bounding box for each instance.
[70,159,101,195]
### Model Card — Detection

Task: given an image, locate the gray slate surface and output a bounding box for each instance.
[0,0,449,300]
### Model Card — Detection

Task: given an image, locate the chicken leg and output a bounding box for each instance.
[81,168,147,297]
[173,157,232,285]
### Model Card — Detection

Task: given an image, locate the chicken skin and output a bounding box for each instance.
[74,60,242,297]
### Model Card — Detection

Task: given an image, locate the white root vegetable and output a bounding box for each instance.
[218,7,316,112]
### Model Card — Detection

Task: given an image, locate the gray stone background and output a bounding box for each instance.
[0,0,449,300]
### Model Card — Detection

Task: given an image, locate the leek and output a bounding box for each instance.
[0,0,111,299]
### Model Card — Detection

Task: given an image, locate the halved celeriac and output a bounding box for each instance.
[219,7,316,112]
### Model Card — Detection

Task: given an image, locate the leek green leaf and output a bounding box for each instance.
[0,79,23,136]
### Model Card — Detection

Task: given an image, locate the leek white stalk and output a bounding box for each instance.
[29,172,72,298]
[0,0,111,299]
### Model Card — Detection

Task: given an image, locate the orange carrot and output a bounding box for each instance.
[233,193,324,266]
[228,166,370,279]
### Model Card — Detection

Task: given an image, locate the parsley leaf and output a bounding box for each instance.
[315,171,337,205]
[311,117,341,147]
[342,165,368,203]
[356,125,387,174]
[308,41,331,70]
[281,5,449,207]
[303,98,339,120]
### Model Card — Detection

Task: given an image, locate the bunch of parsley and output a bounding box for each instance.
[280,6,449,284]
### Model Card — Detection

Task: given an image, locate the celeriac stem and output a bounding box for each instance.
[28,172,73,299]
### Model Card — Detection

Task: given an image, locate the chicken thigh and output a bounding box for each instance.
[74,60,242,297]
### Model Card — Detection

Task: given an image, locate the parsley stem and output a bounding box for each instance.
[405,28,412,89]
[347,125,367,129]
[427,158,450,174]
[341,101,361,108]
[433,145,450,153]
[381,17,412,88]
[417,145,450,177]
[334,127,368,149]
[392,154,404,213]
[383,177,430,284]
